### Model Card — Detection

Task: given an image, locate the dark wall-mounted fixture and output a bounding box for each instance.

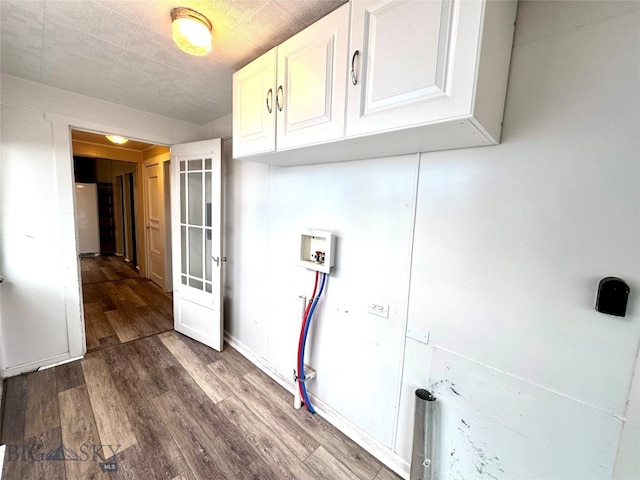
[595,277,630,317]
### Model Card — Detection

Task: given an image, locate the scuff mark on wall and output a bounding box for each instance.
[464,431,505,479]
[428,371,507,479]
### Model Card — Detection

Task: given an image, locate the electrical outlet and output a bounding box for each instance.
[368,301,389,318]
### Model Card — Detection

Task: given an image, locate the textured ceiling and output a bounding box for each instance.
[0,0,346,125]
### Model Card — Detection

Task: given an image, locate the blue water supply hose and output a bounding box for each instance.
[299,272,327,414]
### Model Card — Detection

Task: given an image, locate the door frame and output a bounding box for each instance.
[47,113,176,360]
[115,172,138,265]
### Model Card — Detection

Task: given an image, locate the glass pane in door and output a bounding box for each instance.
[205,171,212,227]
[188,173,202,226]
[181,226,187,275]
[179,157,214,292]
[188,227,203,278]
[180,173,186,223]
[205,228,212,282]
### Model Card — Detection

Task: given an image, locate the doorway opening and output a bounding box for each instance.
[71,129,173,352]
[115,172,138,267]
[74,155,138,263]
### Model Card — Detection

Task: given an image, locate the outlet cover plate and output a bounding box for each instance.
[368,301,389,318]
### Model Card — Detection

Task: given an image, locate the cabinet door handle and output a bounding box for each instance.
[266,88,273,113]
[351,50,360,85]
[276,85,284,112]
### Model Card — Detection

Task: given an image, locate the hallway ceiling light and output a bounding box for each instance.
[171,7,212,56]
[106,135,128,145]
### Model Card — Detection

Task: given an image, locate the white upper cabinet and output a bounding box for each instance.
[232,4,349,158]
[232,48,277,158]
[347,0,517,144]
[277,5,349,151]
[232,0,516,166]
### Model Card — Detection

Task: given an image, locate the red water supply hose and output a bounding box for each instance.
[297,271,318,403]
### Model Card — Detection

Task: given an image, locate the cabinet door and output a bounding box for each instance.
[232,48,277,157]
[347,0,483,137]
[276,4,349,151]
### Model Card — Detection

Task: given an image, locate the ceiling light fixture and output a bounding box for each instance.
[171,7,212,56]
[105,135,128,145]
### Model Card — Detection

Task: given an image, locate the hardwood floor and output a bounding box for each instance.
[1,332,402,480]
[80,256,173,352]
[80,255,140,285]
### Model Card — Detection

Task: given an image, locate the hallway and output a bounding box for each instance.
[81,256,173,352]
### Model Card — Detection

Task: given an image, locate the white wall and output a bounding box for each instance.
[266,155,418,446]
[399,4,639,477]
[223,158,271,356]
[614,349,640,479]
[223,2,640,478]
[203,113,232,140]
[0,74,203,375]
[1,105,71,370]
[1,75,203,146]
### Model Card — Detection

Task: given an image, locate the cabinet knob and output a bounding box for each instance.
[276,85,284,112]
[351,50,360,85]
[266,88,273,113]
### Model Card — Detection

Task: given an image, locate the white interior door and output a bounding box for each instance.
[144,161,166,289]
[170,139,223,351]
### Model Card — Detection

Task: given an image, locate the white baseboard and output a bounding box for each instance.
[37,355,84,371]
[1,352,79,378]
[224,333,410,479]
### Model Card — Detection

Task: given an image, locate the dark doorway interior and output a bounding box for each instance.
[73,155,138,267]
[97,182,115,253]
[115,172,137,267]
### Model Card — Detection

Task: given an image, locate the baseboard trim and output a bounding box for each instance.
[224,333,410,479]
[37,356,84,371]
[1,352,77,378]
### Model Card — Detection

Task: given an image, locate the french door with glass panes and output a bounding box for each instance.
[170,139,223,351]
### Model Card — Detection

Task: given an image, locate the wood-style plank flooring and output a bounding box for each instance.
[80,256,173,352]
[1,332,402,480]
[80,255,140,285]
